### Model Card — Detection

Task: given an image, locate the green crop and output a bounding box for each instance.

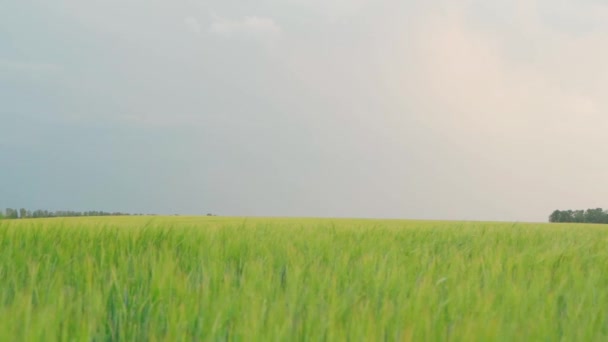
[0,217,607,341]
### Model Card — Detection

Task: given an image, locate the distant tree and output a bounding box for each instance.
[573,210,585,223]
[561,210,574,223]
[549,210,561,223]
[550,208,608,224]
[585,208,605,224]
[0,208,147,219]
[5,208,18,219]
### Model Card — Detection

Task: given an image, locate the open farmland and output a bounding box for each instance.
[0,217,607,341]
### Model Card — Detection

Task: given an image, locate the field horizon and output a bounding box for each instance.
[2,214,562,226]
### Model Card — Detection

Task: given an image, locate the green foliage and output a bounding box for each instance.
[0,217,608,340]
[4,208,18,219]
[549,208,608,224]
[1,208,137,219]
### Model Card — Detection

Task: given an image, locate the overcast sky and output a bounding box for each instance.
[1,0,607,221]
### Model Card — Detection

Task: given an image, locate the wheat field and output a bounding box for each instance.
[0,216,607,341]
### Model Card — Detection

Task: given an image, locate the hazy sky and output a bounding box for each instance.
[2,0,607,221]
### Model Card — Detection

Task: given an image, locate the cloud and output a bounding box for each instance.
[209,14,282,40]
[409,2,608,128]
[278,0,608,219]
[285,0,372,18]
[6,0,608,220]
[536,0,608,34]
[184,16,202,34]
[0,59,61,75]
[381,1,608,194]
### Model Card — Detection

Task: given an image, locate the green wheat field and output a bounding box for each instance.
[1,216,607,341]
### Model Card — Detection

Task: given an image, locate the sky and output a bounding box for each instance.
[1,0,607,221]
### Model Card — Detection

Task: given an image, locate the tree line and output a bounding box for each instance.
[1,208,144,219]
[549,208,608,224]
